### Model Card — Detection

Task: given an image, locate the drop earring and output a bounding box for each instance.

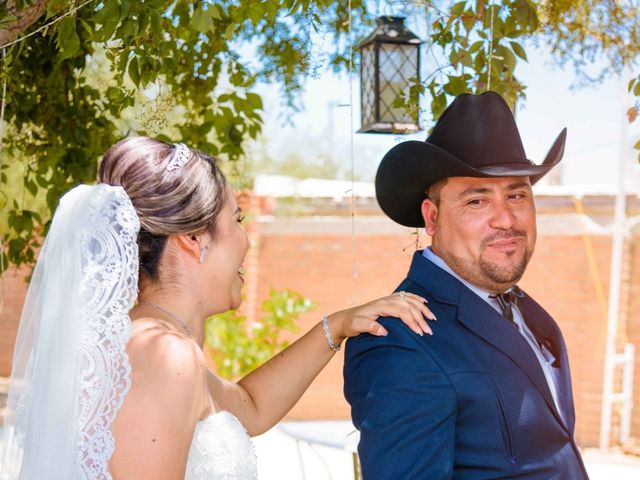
[199,245,208,264]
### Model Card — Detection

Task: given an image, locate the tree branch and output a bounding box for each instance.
[0,0,49,48]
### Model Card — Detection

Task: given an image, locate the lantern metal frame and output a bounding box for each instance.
[357,16,423,134]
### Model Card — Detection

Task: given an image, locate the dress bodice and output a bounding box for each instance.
[185,411,257,479]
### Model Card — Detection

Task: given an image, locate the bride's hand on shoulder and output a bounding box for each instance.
[329,292,436,341]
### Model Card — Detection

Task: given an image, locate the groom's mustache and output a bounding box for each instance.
[481,229,527,248]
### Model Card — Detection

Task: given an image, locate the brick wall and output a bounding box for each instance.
[628,237,640,443]
[0,267,29,377]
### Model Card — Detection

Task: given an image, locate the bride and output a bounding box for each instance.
[0,136,433,479]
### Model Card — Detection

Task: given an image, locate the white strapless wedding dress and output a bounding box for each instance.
[185,411,258,479]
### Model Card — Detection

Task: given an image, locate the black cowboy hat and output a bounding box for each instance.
[375,91,567,227]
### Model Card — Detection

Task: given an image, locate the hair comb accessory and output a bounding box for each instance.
[167,143,191,171]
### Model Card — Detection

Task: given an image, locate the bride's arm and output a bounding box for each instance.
[210,293,434,436]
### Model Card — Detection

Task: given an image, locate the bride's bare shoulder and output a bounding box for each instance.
[127,317,207,384]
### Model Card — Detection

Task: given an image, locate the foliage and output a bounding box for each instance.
[539,0,640,83]
[205,288,316,379]
[538,0,640,141]
[1,0,640,272]
[406,0,540,119]
[0,0,370,269]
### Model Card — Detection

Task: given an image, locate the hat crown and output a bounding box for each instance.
[427,92,529,168]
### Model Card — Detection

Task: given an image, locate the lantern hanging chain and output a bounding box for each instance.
[487,0,495,92]
[0,0,96,50]
[0,48,7,313]
[348,0,358,306]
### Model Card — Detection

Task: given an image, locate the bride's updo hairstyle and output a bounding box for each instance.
[98,136,227,281]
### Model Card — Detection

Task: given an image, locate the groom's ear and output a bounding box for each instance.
[422,199,438,237]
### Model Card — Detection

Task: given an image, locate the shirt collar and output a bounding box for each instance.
[422,247,502,313]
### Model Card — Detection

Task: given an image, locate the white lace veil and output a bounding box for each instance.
[1,184,140,479]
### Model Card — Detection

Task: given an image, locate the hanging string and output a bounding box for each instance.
[348,0,358,306]
[0,0,96,50]
[487,0,495,91]
[0,48,7,314]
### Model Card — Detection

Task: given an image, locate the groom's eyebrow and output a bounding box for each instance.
[458,181,531,198]
[506,181,530,190]
[458,187,491,198]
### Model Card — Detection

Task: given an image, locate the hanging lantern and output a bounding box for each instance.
[357,16,423,134]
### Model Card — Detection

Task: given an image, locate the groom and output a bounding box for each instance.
[344,92,589,479]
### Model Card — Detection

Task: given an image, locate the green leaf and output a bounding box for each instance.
[79,18,92,35]
[634,81,640,97]
[462,13,475,33]
[245,92,263,110]
[225,23,236,40]
[451,1,466,16]
[128,56,140,87]
[192,6,214,33]
[499,45,517,73]
[56,17,80,60]
[460,50,473,68]
[266,1,279,23]
[96,17,119,42]
[120,0,133,20]
[449,49,463,67]
[0,15,17,28]
[247,4,263,25]
[117,18,138,39]
[432,93,448,119]
[25,179,37,197]
[149,10,163,34]
[634,140,640,150]
[46,0,67,19]
[469,40,484,53]
[116,51,129,77]
[628,79,636,92]
[210,4,223,20]
[444,75,468,95]
[510,41,527,61]
[474,49,486,70]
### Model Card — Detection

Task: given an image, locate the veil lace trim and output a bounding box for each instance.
[1,184,140,480]
[75,186,139,479]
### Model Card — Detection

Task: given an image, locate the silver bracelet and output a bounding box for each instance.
[321,314,341,352]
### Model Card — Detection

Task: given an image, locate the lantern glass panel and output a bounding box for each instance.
[378,42,419,124]
[360,44,376,128]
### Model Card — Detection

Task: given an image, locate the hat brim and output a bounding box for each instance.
[375,128,567,228]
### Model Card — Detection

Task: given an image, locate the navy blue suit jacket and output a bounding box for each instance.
[344,252,589,479]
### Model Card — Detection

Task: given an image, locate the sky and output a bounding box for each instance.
[253,41,640,191]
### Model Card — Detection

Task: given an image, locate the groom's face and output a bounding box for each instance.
[421,176,537,294]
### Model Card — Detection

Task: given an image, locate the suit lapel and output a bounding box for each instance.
[406,252,570,431]
[456,291,567,428]
[519,296,576,432]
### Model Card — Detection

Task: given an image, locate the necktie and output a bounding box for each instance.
[491,287,559,367]
[490,286,524,325]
